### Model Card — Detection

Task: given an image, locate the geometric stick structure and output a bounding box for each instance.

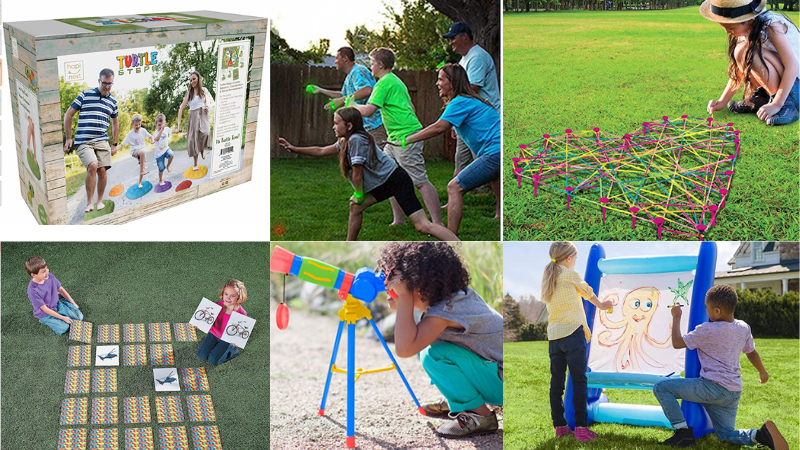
[513,116,739,240]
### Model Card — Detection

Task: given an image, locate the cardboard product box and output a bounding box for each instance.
[4,12,266,224]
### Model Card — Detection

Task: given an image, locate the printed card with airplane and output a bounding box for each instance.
[153,368,181,392]
[219,311,255,348]
[189,298,222,334]
[96,345,120,366]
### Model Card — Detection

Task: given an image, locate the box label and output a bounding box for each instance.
[17,83,45,191]
[211,40,250,179]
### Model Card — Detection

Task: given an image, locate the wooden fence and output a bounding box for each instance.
[270,64,455,160]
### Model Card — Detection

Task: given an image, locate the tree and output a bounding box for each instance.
[502,293,525,342]
[59,77,90,142]
[271,26,330,65]
[427,0,501,72]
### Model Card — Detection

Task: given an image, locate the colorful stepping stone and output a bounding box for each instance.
[88,427,117,449]
[190,426,222,450]
[126,181,153,200]
[158,427,188,450]
[124,428,154,450]
[57,428,87,450]
[173,323,197,342]
[67,345,92,367]
[91,396,118,424]
[97,324,120,343]
[150,344,175,365]
[123,396,152,424]
[155,396,184,423]
[123,324,146,342]
[92,368,117,393]
[84,200,116,221]
[68,320,93,344]
[175,180,193,192]
[123,345,147,366]
[155,181,173,193]
[183,165,208,179]
[65,370,91,394]
[186,395,215,422]
[148,323,172,342]
[181,368,210,392]
[60,398,89,425]
[109,184,125,197]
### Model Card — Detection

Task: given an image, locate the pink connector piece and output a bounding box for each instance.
[532,175,541,197]
[565,187,575,210]
[708,205,719,226]
[600,197,609,221]
[653,217,665,239]
[629,206,640,229]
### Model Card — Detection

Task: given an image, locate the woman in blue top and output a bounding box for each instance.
[278,108,458,242]
[396,64,501,235]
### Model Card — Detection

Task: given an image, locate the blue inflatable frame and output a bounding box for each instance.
[563,242,717,438]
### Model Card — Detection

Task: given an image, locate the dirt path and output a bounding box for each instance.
[269,304,503,449]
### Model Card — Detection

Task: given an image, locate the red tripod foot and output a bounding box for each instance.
[346,436,355,448]
[418,406,427,415]
[318,409,325,416]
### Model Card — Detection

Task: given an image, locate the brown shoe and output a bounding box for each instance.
[435,411,498,439]
[421,398,450,417]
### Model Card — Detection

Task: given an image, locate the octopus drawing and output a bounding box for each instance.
[597,286,672,372]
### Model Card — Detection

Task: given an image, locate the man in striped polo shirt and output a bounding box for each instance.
[64,68,120,213]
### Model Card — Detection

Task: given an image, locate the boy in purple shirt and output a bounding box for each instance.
[653,285,787,449]
[26,256,83,335]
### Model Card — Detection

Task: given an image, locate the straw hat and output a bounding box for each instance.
[699,0,767,23]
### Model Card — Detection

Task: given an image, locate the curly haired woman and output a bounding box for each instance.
[376,242,502,439]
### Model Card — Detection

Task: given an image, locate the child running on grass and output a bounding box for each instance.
[702,0,799,125]
[278,108,459,241]
[541,242,612,442]
[152,113,174,186]
[396,64,501,235]
[198,279,248,365]
[652,284,788,449]
[120,114,152,188]
[377,242,501,439]
[25,256,83,335]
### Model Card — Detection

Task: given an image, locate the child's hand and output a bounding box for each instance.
[671,304,683,319]
[759,370,769,384]
[308,84,321,94]
[278,138,294,151]
[707,99,726,114]
[387,296,398,311]
[598,300,613,310]
[757,103,781,121]
[62,316,74,325]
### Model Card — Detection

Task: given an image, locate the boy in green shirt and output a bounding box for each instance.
[353,48,443,226]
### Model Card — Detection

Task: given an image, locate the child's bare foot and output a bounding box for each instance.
[159,181,166,186]
[140,171,149,176]
[85,204,94,213]
[201,151,206,160]
[96,201,106,211]
[390,221,406,226]
[441,203,448,210]
[138,183,143,189]
[193,166,199,171]
[167,166,172,173]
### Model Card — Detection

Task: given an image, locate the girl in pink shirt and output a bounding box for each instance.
[197,279,248,365]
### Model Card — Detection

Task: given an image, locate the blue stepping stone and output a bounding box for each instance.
[126,181,153,200]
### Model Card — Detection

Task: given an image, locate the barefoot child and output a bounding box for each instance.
[153,113,174,186]
[120,114,151,188]
[25,256,83,335]
[278,107,459,241]
[378,242,501,438]
[652,284,788,449]
[541,242,612,442]
[197,279,248,365]
[702,0,799,126]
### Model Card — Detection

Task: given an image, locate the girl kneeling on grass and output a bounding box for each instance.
[198,279,247,365]
[702,0,799,126]
[391,64,501,235]
[541,242,612,442]
[278,108,459,241]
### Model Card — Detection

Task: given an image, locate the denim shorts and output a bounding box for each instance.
[455,151,500,192]
[156,148,174,172]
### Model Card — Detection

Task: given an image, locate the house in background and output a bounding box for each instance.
[715,242,799,295]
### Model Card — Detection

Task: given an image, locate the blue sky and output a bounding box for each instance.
[503,241,741,299]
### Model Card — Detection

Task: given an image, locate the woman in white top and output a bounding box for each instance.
[177,71,213,170]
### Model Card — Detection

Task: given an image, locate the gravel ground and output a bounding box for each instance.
[270,304,503,449]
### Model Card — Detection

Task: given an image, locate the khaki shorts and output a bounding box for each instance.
[368,124,389,150]
[455,133,477,172]
[384,140,428,185]
[77,141,112,170]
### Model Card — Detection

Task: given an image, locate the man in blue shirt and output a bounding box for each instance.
[443,23,500,178]
[308,47,388,148]
[64,68,120,214]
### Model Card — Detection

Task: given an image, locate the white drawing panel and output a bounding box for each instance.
[588,272,693,376]
[190,297,222,334]
[220,311,255,349]
[95,345,119,366]
[153,368,180,392]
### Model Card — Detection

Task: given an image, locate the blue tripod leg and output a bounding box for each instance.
[368,318,424,415]
[346,322,356,448]
[319,320,345,416]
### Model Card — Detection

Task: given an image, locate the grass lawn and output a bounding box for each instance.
[0,242,269,449]
[503,8,799,241]
[271,158,501,241]
[504,340,799,449]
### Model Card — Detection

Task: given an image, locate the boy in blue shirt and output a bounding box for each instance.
[26,256,83,335]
